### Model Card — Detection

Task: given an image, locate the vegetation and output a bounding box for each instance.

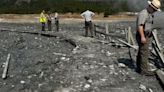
[0,0,142,16]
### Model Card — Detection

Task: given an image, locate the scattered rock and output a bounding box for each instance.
[109,65,115,70]
[88,79,93,83]
[53,52,66,56]
[3,82,7,85]
[148,88,153,92]
[100,78,107,82]
[34,37,38,40]
[118,63,126,68]
[139,84,147,91]
[60,57,66,60]
[106,51,113,56]
[27,75,32,79]
[20,80,25,84]
[11,85,15,88]
[85,54,95,58]
[84,84,91,89]
[39,72,44,78]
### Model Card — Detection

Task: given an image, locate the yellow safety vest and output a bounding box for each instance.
[39,13,46,23]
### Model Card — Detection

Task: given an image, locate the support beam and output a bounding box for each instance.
[128,27,136,45]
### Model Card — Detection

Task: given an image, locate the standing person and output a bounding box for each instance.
[39,10,46,31]
[136,0,161,76]
[47,11,52,31]
[81,10,95,37]
[54,12,59,31]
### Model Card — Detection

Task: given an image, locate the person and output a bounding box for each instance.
[54,12,59,31]
[81,10,95,37]
[47,11,52,31]
[136,0,161,76]
[39,10,46,31]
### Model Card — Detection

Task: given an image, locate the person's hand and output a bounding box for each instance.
[141,37,147,44]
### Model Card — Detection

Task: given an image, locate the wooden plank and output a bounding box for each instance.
[156,69,164,85]
[128,27,131,44]
[105,24,109,40]
[125,28,128,42]
[152,29,162,51]
[94,30,124,39]
[105,24,109,34]
[127,27,136,45]
[117,39,138,50]
[2,53,11,79]
[129,27,136,45]
[152,42,164,64]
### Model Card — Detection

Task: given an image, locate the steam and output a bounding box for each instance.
[127,0,148,11]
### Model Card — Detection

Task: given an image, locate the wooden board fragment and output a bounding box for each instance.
[156,69,164,85]
[2,53,11,79]
[117,39,138,50]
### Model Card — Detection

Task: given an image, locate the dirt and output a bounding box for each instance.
[0,16,163,92]
[0,13,136,23]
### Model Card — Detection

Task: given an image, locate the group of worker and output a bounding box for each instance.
[39,0,161,76]
[39,10,59,31]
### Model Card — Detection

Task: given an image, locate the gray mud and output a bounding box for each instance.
[0,21,163,92]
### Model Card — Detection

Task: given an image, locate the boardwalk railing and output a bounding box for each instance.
[93,24,137,49]
[93,24,164,84]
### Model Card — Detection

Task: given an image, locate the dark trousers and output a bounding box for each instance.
[85,21,93,37]
[41,22,45,31]
[136,33,150,73]
[55,20,59,31]
[47,20,52,31]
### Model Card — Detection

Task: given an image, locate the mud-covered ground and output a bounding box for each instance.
[0,21,163,92]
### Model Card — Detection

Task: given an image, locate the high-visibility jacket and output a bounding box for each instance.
[39,13,46,23]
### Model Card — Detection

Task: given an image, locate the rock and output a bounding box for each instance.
[84,84,91,89]
[54,88,71,92]
[109,65,114,70]
[88,79,93,83]
[101,49,105,53]
[3,82,7,85]
[2,63,5,68]
[65,58,70,61]
[38,83,43,88]
[39,72,44,78]
[27,75,32,79]
[106,51,113,56]
[39,45,42,48]
[20,80,25,84]
[90,65,94,69]
[148,88,153,92]
[85,54,95,58]
[73,46,79,51]
[61,57,66,60]
[139,84,146,91]
[118,63,126,68]
[53,52,66,56]
[100,78,107,82]
[11,85,15,88]
[34,37,38,40]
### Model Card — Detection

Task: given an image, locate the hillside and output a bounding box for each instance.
[0,0,163,14]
